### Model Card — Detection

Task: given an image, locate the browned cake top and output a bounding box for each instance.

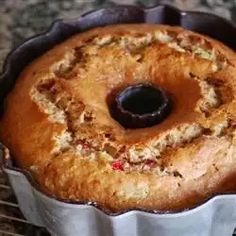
[1,24,236,212]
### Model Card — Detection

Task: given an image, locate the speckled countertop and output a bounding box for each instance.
[0,0,236,70]
[0,0,236,235]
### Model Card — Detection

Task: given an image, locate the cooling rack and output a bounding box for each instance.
[0,169,49,236]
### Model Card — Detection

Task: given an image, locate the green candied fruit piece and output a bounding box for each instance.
[194,47,214,60]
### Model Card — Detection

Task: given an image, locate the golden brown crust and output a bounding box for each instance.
[1,24,236,212]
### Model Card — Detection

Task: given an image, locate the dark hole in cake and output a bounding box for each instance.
[173,170,183,178]
[110,84,172,129]
[120,85,165,115]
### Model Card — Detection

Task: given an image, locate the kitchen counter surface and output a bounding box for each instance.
[0,0,236,70]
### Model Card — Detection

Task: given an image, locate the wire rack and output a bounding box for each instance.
[0,169,50,236]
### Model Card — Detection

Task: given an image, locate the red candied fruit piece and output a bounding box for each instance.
[112,160,124,171]
[145,160,156,168]
[83,142,91,149]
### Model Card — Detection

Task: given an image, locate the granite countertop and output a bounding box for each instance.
[0,0,236,70]
[0,0,236,235]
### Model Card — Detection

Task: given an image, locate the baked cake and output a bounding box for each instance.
[1,24,236,212]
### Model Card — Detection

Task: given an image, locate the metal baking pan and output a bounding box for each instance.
[1,4,236,236]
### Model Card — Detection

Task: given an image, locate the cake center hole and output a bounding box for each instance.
[110,84,171,129]
[120,86,164,115]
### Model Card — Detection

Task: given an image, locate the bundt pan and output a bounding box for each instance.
[1,4,236,236]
